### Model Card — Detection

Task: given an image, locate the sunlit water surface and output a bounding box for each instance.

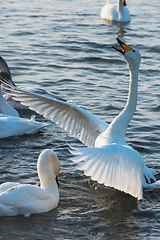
[0,0,160,239]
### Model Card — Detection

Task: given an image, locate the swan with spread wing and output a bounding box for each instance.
[2,39,156,199]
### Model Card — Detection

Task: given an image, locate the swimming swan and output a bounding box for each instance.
[2,39,156,199]
[0,149,60,217]
[0,56,49,138]
[100,0,130,22]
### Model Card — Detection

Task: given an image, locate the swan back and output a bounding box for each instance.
[37,149,60,192]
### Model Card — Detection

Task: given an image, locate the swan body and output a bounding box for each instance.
[0,114,49,139]
[0,149,60,217]
[3,39,156,199]
[100,0,130,22]
[0,56,49,138]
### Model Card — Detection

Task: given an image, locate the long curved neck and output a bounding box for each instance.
[121,65,138,125]
[0,85,6,111]
[0,84,19,116]
[106,63,139,142]
[118,0,124,13]
[38,156,59,196]
[118,0,126,21]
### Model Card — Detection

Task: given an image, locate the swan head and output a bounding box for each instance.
[49,150,61,179]
[37,149,61,187]
[119,0,126,7]
[0,56,16,87]
[113,38,141,70]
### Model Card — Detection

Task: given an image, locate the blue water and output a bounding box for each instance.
[0,0,160,239]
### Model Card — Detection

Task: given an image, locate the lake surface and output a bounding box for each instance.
[0,0,160,239]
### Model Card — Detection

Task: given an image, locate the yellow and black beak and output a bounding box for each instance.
[56,171,60,188]
[112,38,133,55]
[122,0,126,7]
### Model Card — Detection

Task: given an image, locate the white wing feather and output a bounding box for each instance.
[70,144,144,199]
[5,86,108,147]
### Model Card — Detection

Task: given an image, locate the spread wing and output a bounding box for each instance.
[70,144,144,199]
[4,84,108,147]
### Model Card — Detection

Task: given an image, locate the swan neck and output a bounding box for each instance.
[118,0,124,12]
[40,178,59,195]
[0,84,19,116]
[117,64,139,127]
[38,153,59,196]
[0,86,6,105]
[101,63,139,145]
[125,64,139,114]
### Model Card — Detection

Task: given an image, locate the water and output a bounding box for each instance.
[0,0,160,239]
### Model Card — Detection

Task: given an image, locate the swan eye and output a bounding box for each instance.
[133,50,135,52]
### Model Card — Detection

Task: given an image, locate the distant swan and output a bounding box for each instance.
[3,39,156,199]
[100,0,130,22]
[0,149,60,217]
[0,56,49,138]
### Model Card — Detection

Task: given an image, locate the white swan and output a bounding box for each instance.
[2,39,156,199]
[0,149,60,217]
[0,114,49,139]
[100,0,130,22]
[0,56,49,138]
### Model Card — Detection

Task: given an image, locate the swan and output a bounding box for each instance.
[0,149,60,217]
[100,0,130,22]
[0,56,49,138]
[2,38,156,200]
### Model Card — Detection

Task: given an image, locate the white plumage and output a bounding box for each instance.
[70,145,144,198]
[3,39,156,199]
[2,86,66,110]
[100,0,130,22]
[0,114,48,139]
[0,149,60,217]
